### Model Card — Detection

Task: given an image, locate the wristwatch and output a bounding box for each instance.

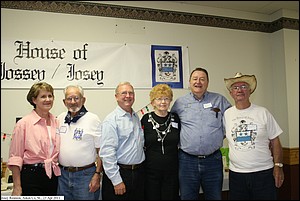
[274,163,283,167]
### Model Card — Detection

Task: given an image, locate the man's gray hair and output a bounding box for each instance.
[63,85,84,97]
[115,82,133,94]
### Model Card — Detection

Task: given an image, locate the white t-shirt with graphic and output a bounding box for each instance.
[223,104,283,173]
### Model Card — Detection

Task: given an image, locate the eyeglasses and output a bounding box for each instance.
[65,96,81,102]
[155,97,171,102]
[231,85,249,91]
[118,91,134,96]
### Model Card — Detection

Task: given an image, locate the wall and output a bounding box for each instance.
[270,29,299,147]
[1,2,299,162]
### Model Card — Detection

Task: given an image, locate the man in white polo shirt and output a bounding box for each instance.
[57,85,102,200]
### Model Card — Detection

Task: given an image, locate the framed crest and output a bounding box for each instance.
[151,45,183,88]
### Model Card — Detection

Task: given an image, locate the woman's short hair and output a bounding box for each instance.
[27,82,54,108]
[150,84,173,102]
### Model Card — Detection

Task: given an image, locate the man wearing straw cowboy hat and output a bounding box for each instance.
[223,72,284,200]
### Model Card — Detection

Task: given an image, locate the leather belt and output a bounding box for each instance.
[59,163,95,172]
[118,163,143,170]
[23,163,45,168]
[180,149,220,159]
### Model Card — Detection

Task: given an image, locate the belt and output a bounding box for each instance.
[181,149,220,159]
[59,163,95,172]
[118,163,143,170]
[23,163,45,168]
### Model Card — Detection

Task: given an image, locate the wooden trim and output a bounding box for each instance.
[283,147,299,165]
[2,162,7,178]
[1,1,299,33]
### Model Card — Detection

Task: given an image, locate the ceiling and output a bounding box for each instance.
[176,1,299,15]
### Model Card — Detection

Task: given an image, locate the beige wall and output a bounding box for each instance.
[270,29,299,147]
[1,2,298,161]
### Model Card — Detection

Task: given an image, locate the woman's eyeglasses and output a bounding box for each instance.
[155,97,171,102]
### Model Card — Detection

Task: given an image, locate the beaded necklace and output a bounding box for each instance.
[148,112,174,154]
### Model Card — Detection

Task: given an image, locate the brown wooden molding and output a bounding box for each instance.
[283,147,299,165]
[1,1,298,33]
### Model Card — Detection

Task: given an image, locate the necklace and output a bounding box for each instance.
[149,112,171,129]
[148,112,173,154]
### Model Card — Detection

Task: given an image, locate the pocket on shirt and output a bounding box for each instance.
[206,110,222,128]
[117,127,132,138]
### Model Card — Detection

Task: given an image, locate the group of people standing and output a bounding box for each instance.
[7,67,284,200]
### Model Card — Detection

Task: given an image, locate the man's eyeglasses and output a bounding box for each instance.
[65,96,81,102]
[231,85,249,91]
[118,91,134,96]
[155,97,171,102]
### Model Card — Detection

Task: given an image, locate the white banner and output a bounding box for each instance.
[1,39,189,89]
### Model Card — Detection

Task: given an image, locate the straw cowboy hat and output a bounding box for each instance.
[224,72,257,94]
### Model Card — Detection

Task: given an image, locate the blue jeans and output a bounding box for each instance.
[229,168,277,200]
[57,166,100,200]
[179,149,223,200]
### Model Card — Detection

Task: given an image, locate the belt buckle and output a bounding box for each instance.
[66,167,73,172]
[132,164,139,170]
[69,167,78,172]
[130,164,138,170]
[198,155,206,159]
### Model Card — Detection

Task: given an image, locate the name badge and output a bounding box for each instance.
[171,122,178,129]
[203,103,212,109]
[60,126,67,133]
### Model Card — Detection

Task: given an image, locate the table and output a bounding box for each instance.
[1,182,13,196]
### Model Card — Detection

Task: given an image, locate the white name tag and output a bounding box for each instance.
[171,122,178,128]
[203,103,212,109]
[60,126,67,133]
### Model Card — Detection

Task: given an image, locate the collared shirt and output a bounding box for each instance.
[100,105,145,186]
[57,111,101,167]
[171,91,231,156]
[7,110,61,178]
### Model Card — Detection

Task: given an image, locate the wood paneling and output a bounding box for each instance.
[277,163,299,200]
[278,147,299,200]
[283,147,299,165]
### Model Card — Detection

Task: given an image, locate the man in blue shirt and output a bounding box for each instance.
[100,82,145,200]
[171,67,231,200]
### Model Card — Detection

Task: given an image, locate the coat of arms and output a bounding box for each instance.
[156,51,178,81]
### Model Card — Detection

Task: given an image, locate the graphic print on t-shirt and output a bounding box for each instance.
[73,128,83,140]
[231,119,257,151]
